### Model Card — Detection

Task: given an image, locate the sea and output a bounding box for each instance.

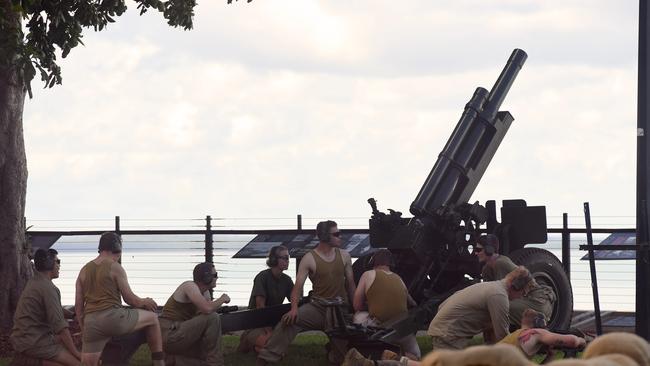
[46,232,634,312]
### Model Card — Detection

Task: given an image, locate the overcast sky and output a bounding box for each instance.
[23,1,639,230]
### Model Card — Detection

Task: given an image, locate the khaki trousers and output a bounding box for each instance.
[257,302,348,364]
[160,313,224,366]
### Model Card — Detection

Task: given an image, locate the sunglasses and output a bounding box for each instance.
[277,255,290,261]
[331,232,342,238]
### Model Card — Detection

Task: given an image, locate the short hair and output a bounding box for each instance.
[522,308,546,328]
[478,234,499,254]
[505,266,533,292]
[266,245,288,267]
[98,232,122,253]
[316,220,338,242]
[371,249,393,267]
[193,262,215,284]
[34,249,58,271]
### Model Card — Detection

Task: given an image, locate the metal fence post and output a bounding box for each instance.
[562,213,571,281]
[115,216,121,235]
[297,214,302,231]
[205,215,214,264]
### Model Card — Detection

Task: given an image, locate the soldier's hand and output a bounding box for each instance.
[141,297,158,312]
[282,307,298,325]
[219,294,231,304]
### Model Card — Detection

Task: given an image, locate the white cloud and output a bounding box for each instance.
[22,0,641,227]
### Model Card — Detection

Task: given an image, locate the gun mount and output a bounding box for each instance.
[360,49,573,334]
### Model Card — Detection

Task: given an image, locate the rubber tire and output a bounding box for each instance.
[508,247,573,331]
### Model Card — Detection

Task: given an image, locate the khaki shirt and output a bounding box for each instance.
[428,280,510,342]
[11,272,68,352]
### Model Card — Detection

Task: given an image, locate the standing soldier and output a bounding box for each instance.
[75,232,164,366]
[475,234,556,326]
[11,249,81,365]
[238,245,294,353]
[256,220,356,365]
[159,262,231,366]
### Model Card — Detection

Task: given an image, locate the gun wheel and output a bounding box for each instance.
[508,247,573,331]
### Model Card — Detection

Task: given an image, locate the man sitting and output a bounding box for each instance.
[238,245,293,354]
[353,249,420,360]
[11,249,81,366]
[159,262,231,366]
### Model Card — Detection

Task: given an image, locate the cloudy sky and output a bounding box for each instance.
[23,1,639,230]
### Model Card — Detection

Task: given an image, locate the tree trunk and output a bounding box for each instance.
[0,7,31,334]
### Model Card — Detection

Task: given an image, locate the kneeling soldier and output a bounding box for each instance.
[159,262,231,366]
[11,249,81,366]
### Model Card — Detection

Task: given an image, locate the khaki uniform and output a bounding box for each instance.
[427,280,510,350]
[10,272,68,360]
[257,249,349,364]
[239,269,293,353]
[356,270,420,359]
[159,285,224,366]
[81,260,139,353]
[482,255,556,325]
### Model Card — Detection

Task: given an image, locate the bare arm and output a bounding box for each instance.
[74,269,85,330]
[255,295,266,309]
[343,251,356,304]
[283,253,313,325]
[57,327,81,360]
[537,329,586,349]
[353,272,369,312]
[183,282,230,314]
[399,277,417,307]
[113,263,157,311]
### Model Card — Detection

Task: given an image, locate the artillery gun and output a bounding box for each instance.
[358,49,573,341]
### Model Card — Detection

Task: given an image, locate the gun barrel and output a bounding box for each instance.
[410,49,526,217]
[482,48,528,120]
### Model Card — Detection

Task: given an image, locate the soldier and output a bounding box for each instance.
[498,308,585,361]
[238,245,294,354]
[75,232,164,366]
[159,262,231,365]
[427,266,533,350]
[353,249,420,360]
[256,220,356,365]
[11,249,81,365]
[474,234,556,326]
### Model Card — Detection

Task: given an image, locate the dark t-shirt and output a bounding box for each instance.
[247,269,294,309]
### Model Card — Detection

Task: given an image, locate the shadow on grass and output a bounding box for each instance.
[0,334,570,365]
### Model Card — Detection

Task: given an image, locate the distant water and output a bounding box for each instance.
[49,233,635,311]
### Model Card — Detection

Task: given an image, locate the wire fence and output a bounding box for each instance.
[29,215,639,311]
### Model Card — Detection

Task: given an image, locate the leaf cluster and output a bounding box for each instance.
[0,0,213,98]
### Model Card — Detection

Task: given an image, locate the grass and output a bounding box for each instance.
[0,334,575,365]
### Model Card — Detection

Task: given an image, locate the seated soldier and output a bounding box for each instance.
[353,249,420,360]
[238,246,293,354]
[75,232,164,366]
[427,266,533,350]
[11,249,81,366]
[159,262,231,366]
[498,309,585,362]
[475,234,556,326]
[256,220,356,365]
